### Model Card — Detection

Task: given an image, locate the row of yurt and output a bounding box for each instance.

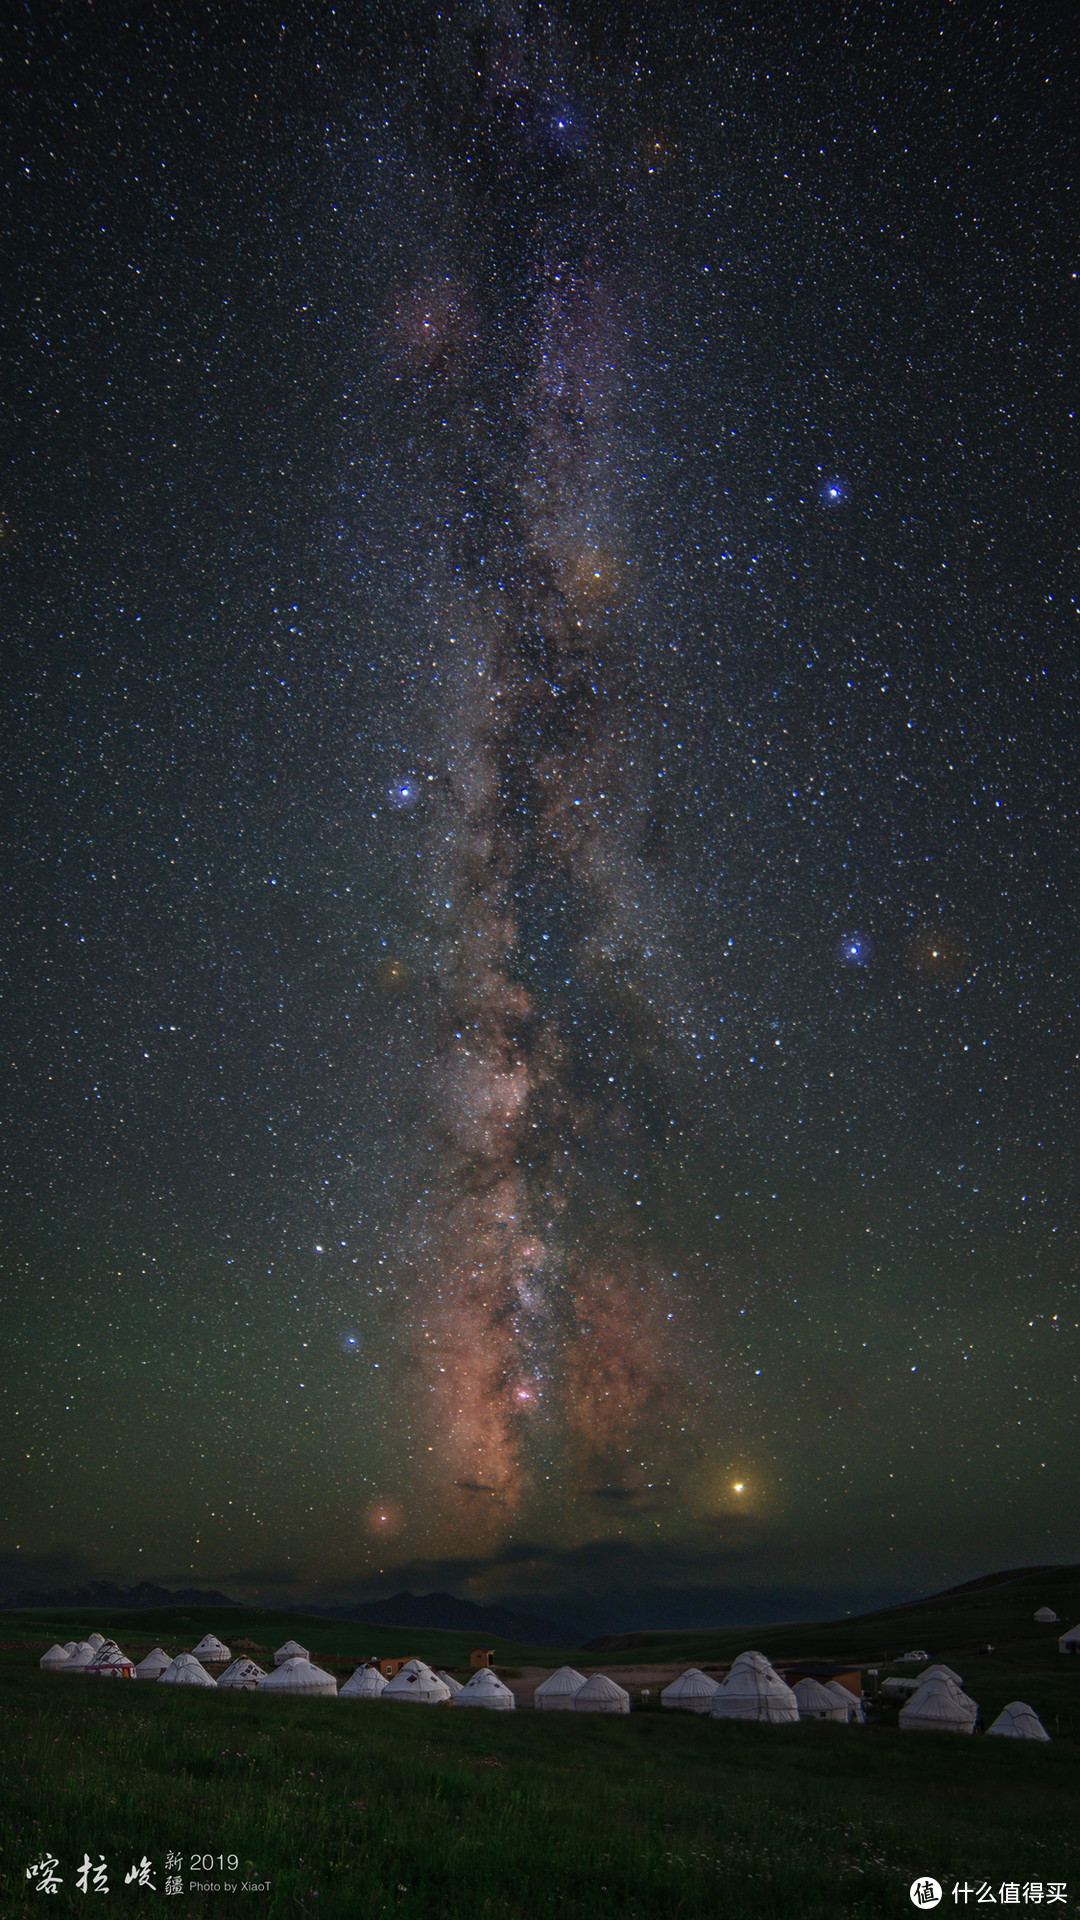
[41,1633,321,1680]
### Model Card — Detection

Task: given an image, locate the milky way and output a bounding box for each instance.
[397,17,697,1541]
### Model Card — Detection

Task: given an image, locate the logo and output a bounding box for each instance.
[910,1881,943,1910]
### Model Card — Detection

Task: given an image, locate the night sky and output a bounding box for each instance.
[2,2,1077,1633]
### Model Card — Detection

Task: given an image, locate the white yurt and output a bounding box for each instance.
[793,1677,849,1722]
[61,1641,80,1656]
[87,1646,136,1679]
[455,1668,516,1711]
[920,1664,962,1686]
[728,1651,776,1675]
[159,1653,217,1687]
[661,1669,718,1714]
[899,1681,977,1734]
[40,1644,71,1672]
[191,1635,231,1665]
[135,1648,172,1681]
[711,1667,799,1724]
[340,1665,389,1700]
[534,1667,586,1710]
[87,1633,106,1652]
[61,1642,97,1675]
[274,1640,310,1667]
[258,1656,337,1697]
[573,1673,630,1715]
[987,1701,1050,1741]
[1058,1623,1080,1655]
[217,1658,266,1691]
[824,1681,864,1722]
[383,1661,451,1705]
[1034,1607,1058,1624]
[435,1670,463,1696]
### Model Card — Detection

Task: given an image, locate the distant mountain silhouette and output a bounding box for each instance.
[318,1589,563,1645]
[0,1579,240,1612]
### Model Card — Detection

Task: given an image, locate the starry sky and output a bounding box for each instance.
[1,1,1077,1633]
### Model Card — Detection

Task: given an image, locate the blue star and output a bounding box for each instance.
[837,931,872,967]
[821,477,849,506]
[387,776,421,812]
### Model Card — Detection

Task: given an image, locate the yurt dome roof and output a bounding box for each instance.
[456,1668,516,1709]
[573,1673,630,1713]
[258,1656,337,1696]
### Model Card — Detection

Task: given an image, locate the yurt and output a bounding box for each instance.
[573,1673,630,1715]
[135,1648,171,1681]
[534,1666,586,1710]
[987,1701,1050,1741]
[455,1668,516,1711]
[383,1661,451,1705]
[61,1641,80,1656]
[899,1681,977,1734]
[661,1669,718,1714]
[1058,1623,1080,1655]
[728,1651,776,1675]
[257,1656,337,1697]
[217,1658,266,1691]
[824,1680,864,1723]
[340,1665,389,1700]
[436,1670,463,1696]
[274,1640,310,1667]
[159,1653,217,1687]
[793,1677,848,1722]
[87,1646,137,1679]
[87,1633,106,1652]
[919,1664,963,1687]
[61,1642,97,1675]
[40,1644,71,1672]
[1034,1607,1058,1624]
[711,1667,799,1724]
[191,1635,231,1666]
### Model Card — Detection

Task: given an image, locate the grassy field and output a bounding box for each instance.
[2,1570,1077,1916]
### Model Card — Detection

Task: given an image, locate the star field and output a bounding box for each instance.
[0,2,1077,1630]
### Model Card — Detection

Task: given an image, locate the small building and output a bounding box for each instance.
[376,1655,423,1679]
[1058,1623,1080,1655]
[780,1662,863,1702]
[470,1647,496,1669]
[1034,1607,1058,1624]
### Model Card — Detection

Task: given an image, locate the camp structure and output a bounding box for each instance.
[898,1680,978,1734]
[728,1651,775,1675]
[61,1642,98,1675]
[573,1673,630,1715]
[1058,1623,1080,1655]
[274,1639,310,1667]
[258,1656,337,1697]
[86,1645,137,1679]
[455,1668,516,1711]
[660,1669,718,1714]
[824,1680,865,1722]
[383,1661,452,1704]
[1034,1607,1059,1624]
[987,1701,1050,1741]
[919,1664,962,1687]
[40,1644,71,1672]
[534,1667,586,1710]
[793,1677,849,1722]
[191,1634,231,1666]
[86,1633,106,1651]
[711,1666,799,1724]
[61,1641,80,1656]
[340,1665,389,1700]
[217,1658,266,1691]
[435,1670,463,1696]
[880,1675,922,1701]
[134,1648,171,1681]
[159,1653,217,1687]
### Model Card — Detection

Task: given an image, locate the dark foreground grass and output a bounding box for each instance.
[2,1659,1076,1919]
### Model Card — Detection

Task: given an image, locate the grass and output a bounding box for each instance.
[3,1571,1077,1914]
[3,1652,1077,1916]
